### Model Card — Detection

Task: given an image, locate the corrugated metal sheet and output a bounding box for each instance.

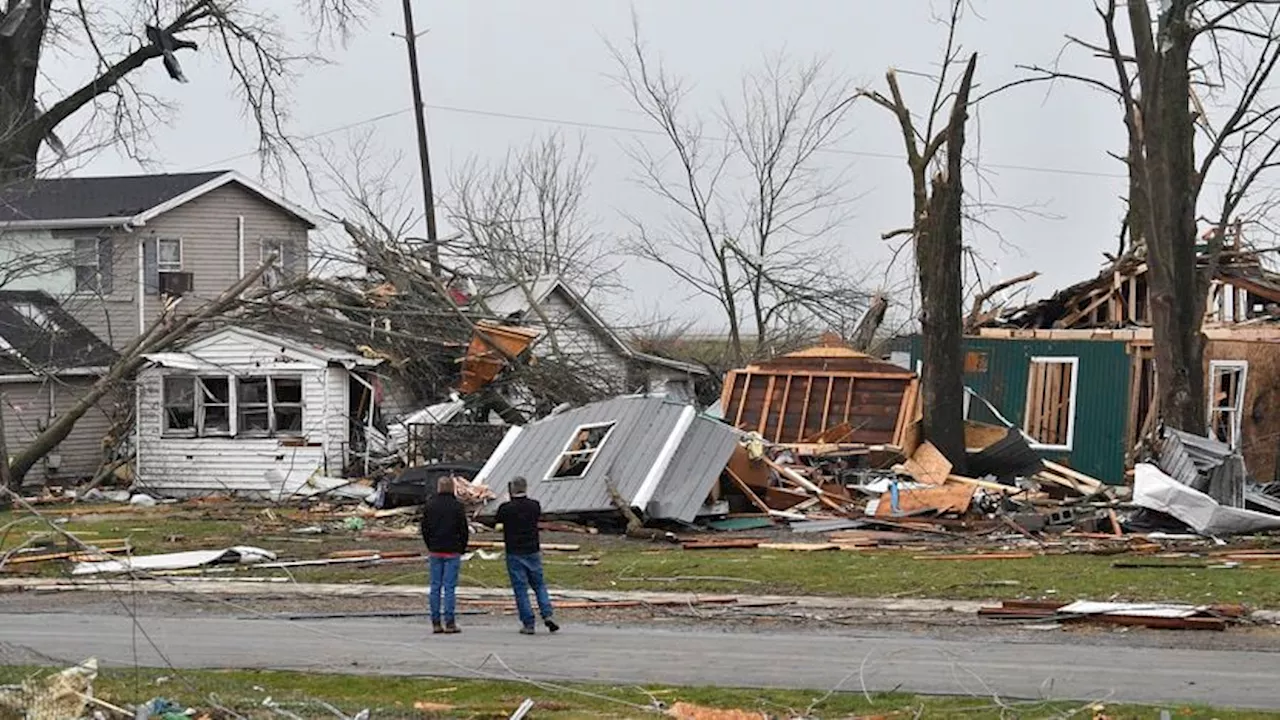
[479,396,734,520]
[1157,428,1245,508]
[908,336,1131,482]
[646,413,740,522]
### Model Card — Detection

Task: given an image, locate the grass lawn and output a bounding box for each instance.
[4,505,1280,606]
[1,666,1276,720]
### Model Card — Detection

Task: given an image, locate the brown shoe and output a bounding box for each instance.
[443,622,460,634]
[432,622,444,634]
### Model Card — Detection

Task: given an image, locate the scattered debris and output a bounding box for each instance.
[0,658,98,720]
[1133,463,1280,536]
[667,702,767,720]
[73,546,277,576]
[979,599,1244,631]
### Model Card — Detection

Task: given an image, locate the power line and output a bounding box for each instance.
[187,101,1131,182]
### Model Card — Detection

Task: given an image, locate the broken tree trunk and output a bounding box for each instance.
[849,294,888,351]
[916,53,978,474]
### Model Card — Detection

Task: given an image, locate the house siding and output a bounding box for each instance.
[58,183,310,349]
[646,414,740,522]
[909,336,1131,483]
[2,377,116,486]
[530,289,632,392]
[135,330,353,497]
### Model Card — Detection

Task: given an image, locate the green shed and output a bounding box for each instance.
[905,335,1132,483]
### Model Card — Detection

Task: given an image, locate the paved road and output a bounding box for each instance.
[1,612,1277,709]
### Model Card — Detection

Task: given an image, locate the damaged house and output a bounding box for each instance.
[135,326,387,497]
[474,395,739,523]
[903,243,1280,483]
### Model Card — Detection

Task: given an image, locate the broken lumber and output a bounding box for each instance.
[902,441,952,485]
[468,540,580,552]
[681,538,762,550]
[757,543,840,552]
[912,552,1036,561]
[1042,460,1104,491]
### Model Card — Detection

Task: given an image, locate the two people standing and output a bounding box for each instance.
[419,475,558,635]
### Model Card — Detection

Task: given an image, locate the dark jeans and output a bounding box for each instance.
[428,555,461,624]
[505,552,553,628]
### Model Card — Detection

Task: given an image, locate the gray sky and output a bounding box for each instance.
[67,1,1138,330]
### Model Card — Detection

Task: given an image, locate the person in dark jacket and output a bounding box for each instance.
[420,476,469,634]
[494,476,558,635]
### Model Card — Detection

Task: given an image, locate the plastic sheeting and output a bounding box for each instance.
[1133,463,1280,536]
[72,546,276,576]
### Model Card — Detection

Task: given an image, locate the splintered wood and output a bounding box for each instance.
[901,441,952,485]
[874,483,975,518]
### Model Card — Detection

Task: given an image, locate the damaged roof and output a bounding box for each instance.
[0,291,118,374]
[475,395,738,523]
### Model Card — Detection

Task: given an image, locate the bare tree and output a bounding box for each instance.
[607,23,868,365]
[0,0,372,180]
[1023,1,1280,435]
[857,0,979,469]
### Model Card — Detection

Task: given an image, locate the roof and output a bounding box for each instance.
[478,274,707,376]
[474,395,737,522]
[741,342,916,376]
[145,325,385,371]
[0,170,320,229]
[0,291,118,374]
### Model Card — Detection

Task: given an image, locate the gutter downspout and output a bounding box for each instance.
[237,216,245,281]
[136,235,145,339]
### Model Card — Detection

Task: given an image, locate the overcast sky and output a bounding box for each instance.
[63,1,1142,330]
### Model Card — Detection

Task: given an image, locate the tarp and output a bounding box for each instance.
[72,546,276,576]
[1133,463,1280,536]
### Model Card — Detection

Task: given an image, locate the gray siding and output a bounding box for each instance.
[59,183,310,349]
[646,416,739,522]
[482,396,687,515]
[532,289,632,393]
[1,377,116,485]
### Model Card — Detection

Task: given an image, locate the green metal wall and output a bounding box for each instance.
[908,336,1131,483]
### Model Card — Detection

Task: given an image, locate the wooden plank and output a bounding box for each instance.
[1025,361,1044,442]
[818,375,836,434]
[902,441,952,485]
[719,371,741,425]
[797,374,815,443]
[1042,460,1104,490]
[874,483,975,517]
[843,375,855,425]
[1045,361,1062,445]
[757,375,777,435]
[726,444,772,489]
[757,543,841,552]
[773,375,794,443]
[725,466,774,514]
[682,538,763,550]
[913,552,1036,561]
[945,474,1023,494]
[732,372,752,428]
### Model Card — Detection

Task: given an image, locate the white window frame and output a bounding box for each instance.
[1207,360,1249,450]
[545,421,616,481]
[157,238,183,273]
[235,374,305,438]
[161,375,234,438]
[72,237,105,293]
[1022,356,1080,452]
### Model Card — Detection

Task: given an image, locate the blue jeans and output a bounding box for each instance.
[428,555,461,624]
[505,552,553,628]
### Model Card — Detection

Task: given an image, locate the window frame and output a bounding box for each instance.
[236,374,305,438]
[72,237,110,294]
[1207,359,1249,450]
[261,238,301,288]
[161,374,303,439]
[544,421,616,481]
[1022,356,1080,452]
[270,376,305,437]
[162,375,198,437]
[157,237,183,274]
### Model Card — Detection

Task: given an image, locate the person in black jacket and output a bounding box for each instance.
[420,476,469,634]
[494,476,558,635]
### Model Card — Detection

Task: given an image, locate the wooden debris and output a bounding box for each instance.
[680,538,763,550]
[912,552,1036,561]
[874,483,975,518]
[668,702,767,720]
[902,441,952,485]
[467,540,580,552]
[756,543,840,552]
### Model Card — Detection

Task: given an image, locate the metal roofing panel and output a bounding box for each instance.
[479,396,690,515]
[646,416,739,523]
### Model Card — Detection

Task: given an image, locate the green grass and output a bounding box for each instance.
[5,507,1280,606]
[1,666,1275,719]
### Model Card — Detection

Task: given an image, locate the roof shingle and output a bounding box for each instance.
[0,171,227,223]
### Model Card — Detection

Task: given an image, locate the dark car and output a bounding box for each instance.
[375,463,484,509]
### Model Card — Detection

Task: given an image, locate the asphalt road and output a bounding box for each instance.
[1,612,1277,709]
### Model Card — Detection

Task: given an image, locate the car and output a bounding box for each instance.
[375,463,484,509]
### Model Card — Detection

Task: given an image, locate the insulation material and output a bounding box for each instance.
[1133,463,1280,536]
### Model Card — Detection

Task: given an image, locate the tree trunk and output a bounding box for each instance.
[916,54,977,473]
[0,0,49,181]
[1134,1,1206,435]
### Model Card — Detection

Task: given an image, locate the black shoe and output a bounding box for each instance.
[544,619,560,633]
[519,626,535,635]
[432,622,444,634]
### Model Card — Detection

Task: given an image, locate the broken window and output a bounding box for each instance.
[73,237,112,293]
[272,377,304,435]
[163,376,196,434]
[261,239,302,288]
[548,422,615,479]
[1023,357,1079,450]
[237,377,271,435]
[199,377,231,434]
[1208,361,1248,449]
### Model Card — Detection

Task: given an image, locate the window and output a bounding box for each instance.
[158,238,182,273]
[1022,357,1080,450]
[547,422,615,479]
[162,376,231,436]
[1208,360,1248,449]
[262,239,303,288]
[236,375,304,437]
[73,237,112,293]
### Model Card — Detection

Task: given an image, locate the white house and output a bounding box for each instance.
[135,326,384,497]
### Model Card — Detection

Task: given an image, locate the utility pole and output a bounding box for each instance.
[399,0,441,276]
